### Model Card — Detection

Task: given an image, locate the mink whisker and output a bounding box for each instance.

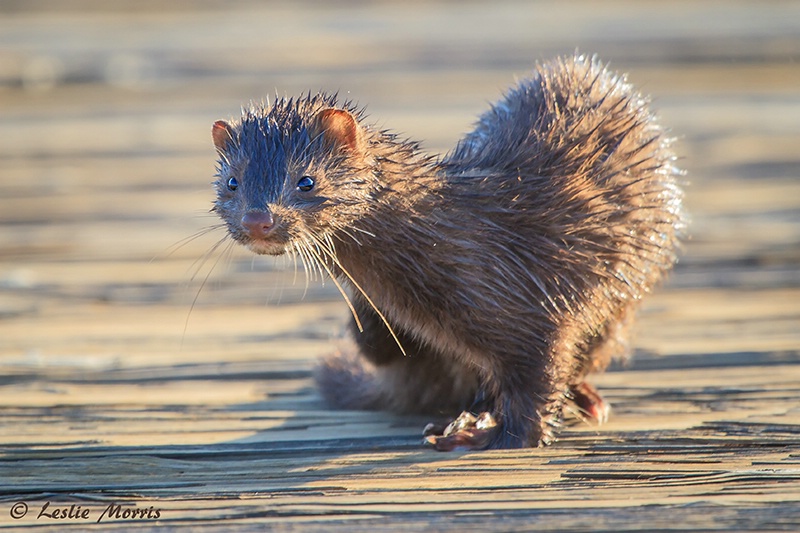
[297,232,363,333]
[307,232,406,356]
[182,238,236,350]
[158,223,226,261]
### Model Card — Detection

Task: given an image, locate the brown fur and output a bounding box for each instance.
[211,55,686,449]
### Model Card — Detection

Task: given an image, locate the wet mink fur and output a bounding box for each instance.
[211,55,685,450]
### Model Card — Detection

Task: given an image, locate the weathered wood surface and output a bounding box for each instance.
[1,1,799,530]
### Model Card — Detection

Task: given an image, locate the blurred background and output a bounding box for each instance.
[1,0,798,380]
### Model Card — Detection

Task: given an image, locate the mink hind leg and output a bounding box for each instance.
[566,306,637,424]
[314,295,477,415]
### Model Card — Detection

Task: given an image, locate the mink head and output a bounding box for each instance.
[212,95,376,256]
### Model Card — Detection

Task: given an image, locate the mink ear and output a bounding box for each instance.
[212,120,234,152]
[311,108,365,155]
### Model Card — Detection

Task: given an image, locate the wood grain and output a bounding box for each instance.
[1,1,798,530]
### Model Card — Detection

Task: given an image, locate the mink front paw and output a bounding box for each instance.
[423,411,499,451]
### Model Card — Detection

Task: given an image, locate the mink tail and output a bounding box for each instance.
[314,346,479,415]
[313,349,387,411]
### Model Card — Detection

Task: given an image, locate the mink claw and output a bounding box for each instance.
[423,411,499,451]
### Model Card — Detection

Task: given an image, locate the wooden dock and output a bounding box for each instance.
[0,1,798,530]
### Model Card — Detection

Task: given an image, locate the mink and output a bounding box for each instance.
[210,55,685,450]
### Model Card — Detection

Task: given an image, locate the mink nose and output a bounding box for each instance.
[241,210,275,239]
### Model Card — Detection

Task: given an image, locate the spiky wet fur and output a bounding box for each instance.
[213,55,685,449]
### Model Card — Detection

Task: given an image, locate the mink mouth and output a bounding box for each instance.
[244,239,287,256]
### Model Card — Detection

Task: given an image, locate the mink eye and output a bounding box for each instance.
[297,176,315,192]
[226,177,238,191]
